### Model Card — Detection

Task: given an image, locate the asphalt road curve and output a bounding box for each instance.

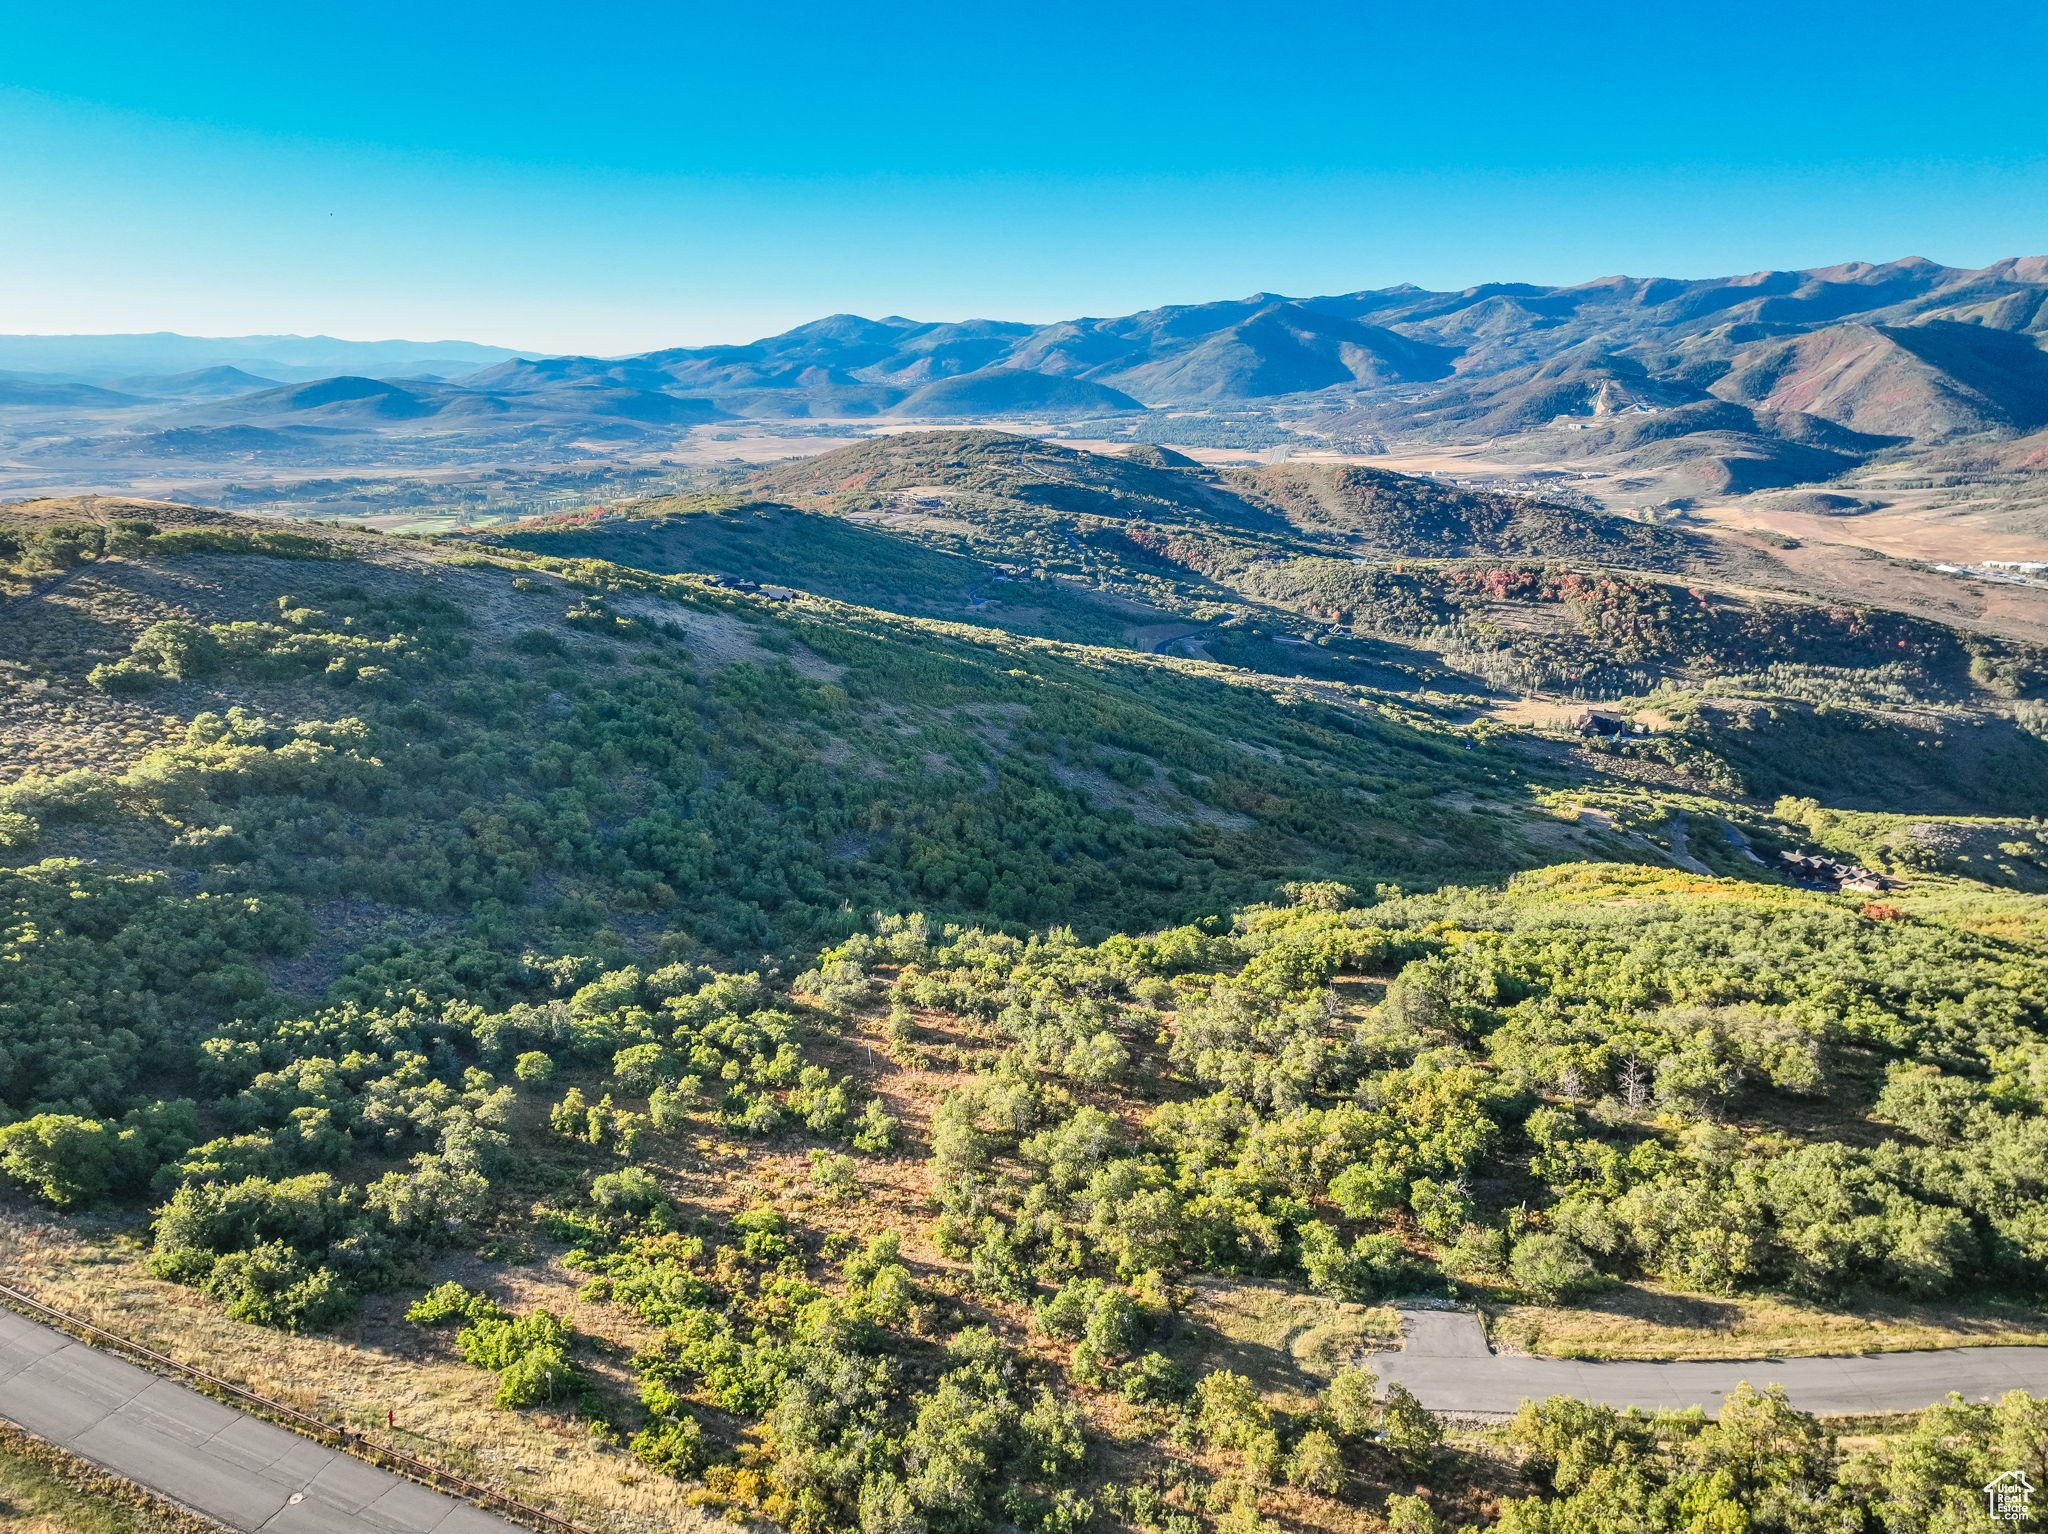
[0,1306,525,1533]
[1387,1309,2048,1416]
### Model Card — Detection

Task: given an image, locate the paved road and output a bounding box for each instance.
[1383,1309,2048,1416]
[0,1307,527,1533]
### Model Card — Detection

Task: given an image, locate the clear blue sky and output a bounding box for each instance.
[3,0,2045,355]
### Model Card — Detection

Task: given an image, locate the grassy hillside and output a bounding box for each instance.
[718,432,1750,656]
[0,500,1559,960]
[747,431,1719,571]
[485,434,2048,817]
[479,435,1770,706]
[5,492,2048,1534]
[748,429,1252,527]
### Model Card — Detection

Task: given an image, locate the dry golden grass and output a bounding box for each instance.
[0,1213,730,1534]
[1168,1277,1399,1412]
[1493,1281,2048,1361]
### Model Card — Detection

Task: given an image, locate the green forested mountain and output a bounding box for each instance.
[3,466,2048,1534]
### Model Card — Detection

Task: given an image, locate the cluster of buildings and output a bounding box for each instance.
[1776,849,1898,894]
[1932,561,2048,589]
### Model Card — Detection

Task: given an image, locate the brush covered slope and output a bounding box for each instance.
[4,495,2048,1534]
[739,430,1716,559]
[495,433,2048,817]
[1216,461,1709,564]
[0,499,1545,949]
[487,430,1669,643]
[483,491,1149,647]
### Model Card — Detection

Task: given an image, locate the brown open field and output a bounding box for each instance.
[1688,493,2048,564]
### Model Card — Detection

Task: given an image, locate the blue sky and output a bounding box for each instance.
[3,0,2045,355]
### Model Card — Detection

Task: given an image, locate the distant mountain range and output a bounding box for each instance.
[455,305,1461,417]
[185,373,724,428]
[9,259,2048,493]
[450,256,2048,433]
[427,257,2048,489]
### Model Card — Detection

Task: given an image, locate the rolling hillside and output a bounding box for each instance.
[6,491,2048,1534]
[743,430,1714,561]
[112,364,281,397]
[1219,461,1706,563]
[479,432,2048,818]
[489,493,1145,646]
[747,428,1248,525]
[0,378,145,408]
[0,496,1558,945]
[193,375,728,430]
[891,368,1143,416]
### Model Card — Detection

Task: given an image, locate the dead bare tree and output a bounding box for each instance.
[1618,1056,1650,1110]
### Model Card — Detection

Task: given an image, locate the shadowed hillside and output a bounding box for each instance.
[473,433,2048,818]
[486,494,1144,646]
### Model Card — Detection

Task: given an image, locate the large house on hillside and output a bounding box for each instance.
[1777,849,1899,893]
[1574,710,1637,737]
